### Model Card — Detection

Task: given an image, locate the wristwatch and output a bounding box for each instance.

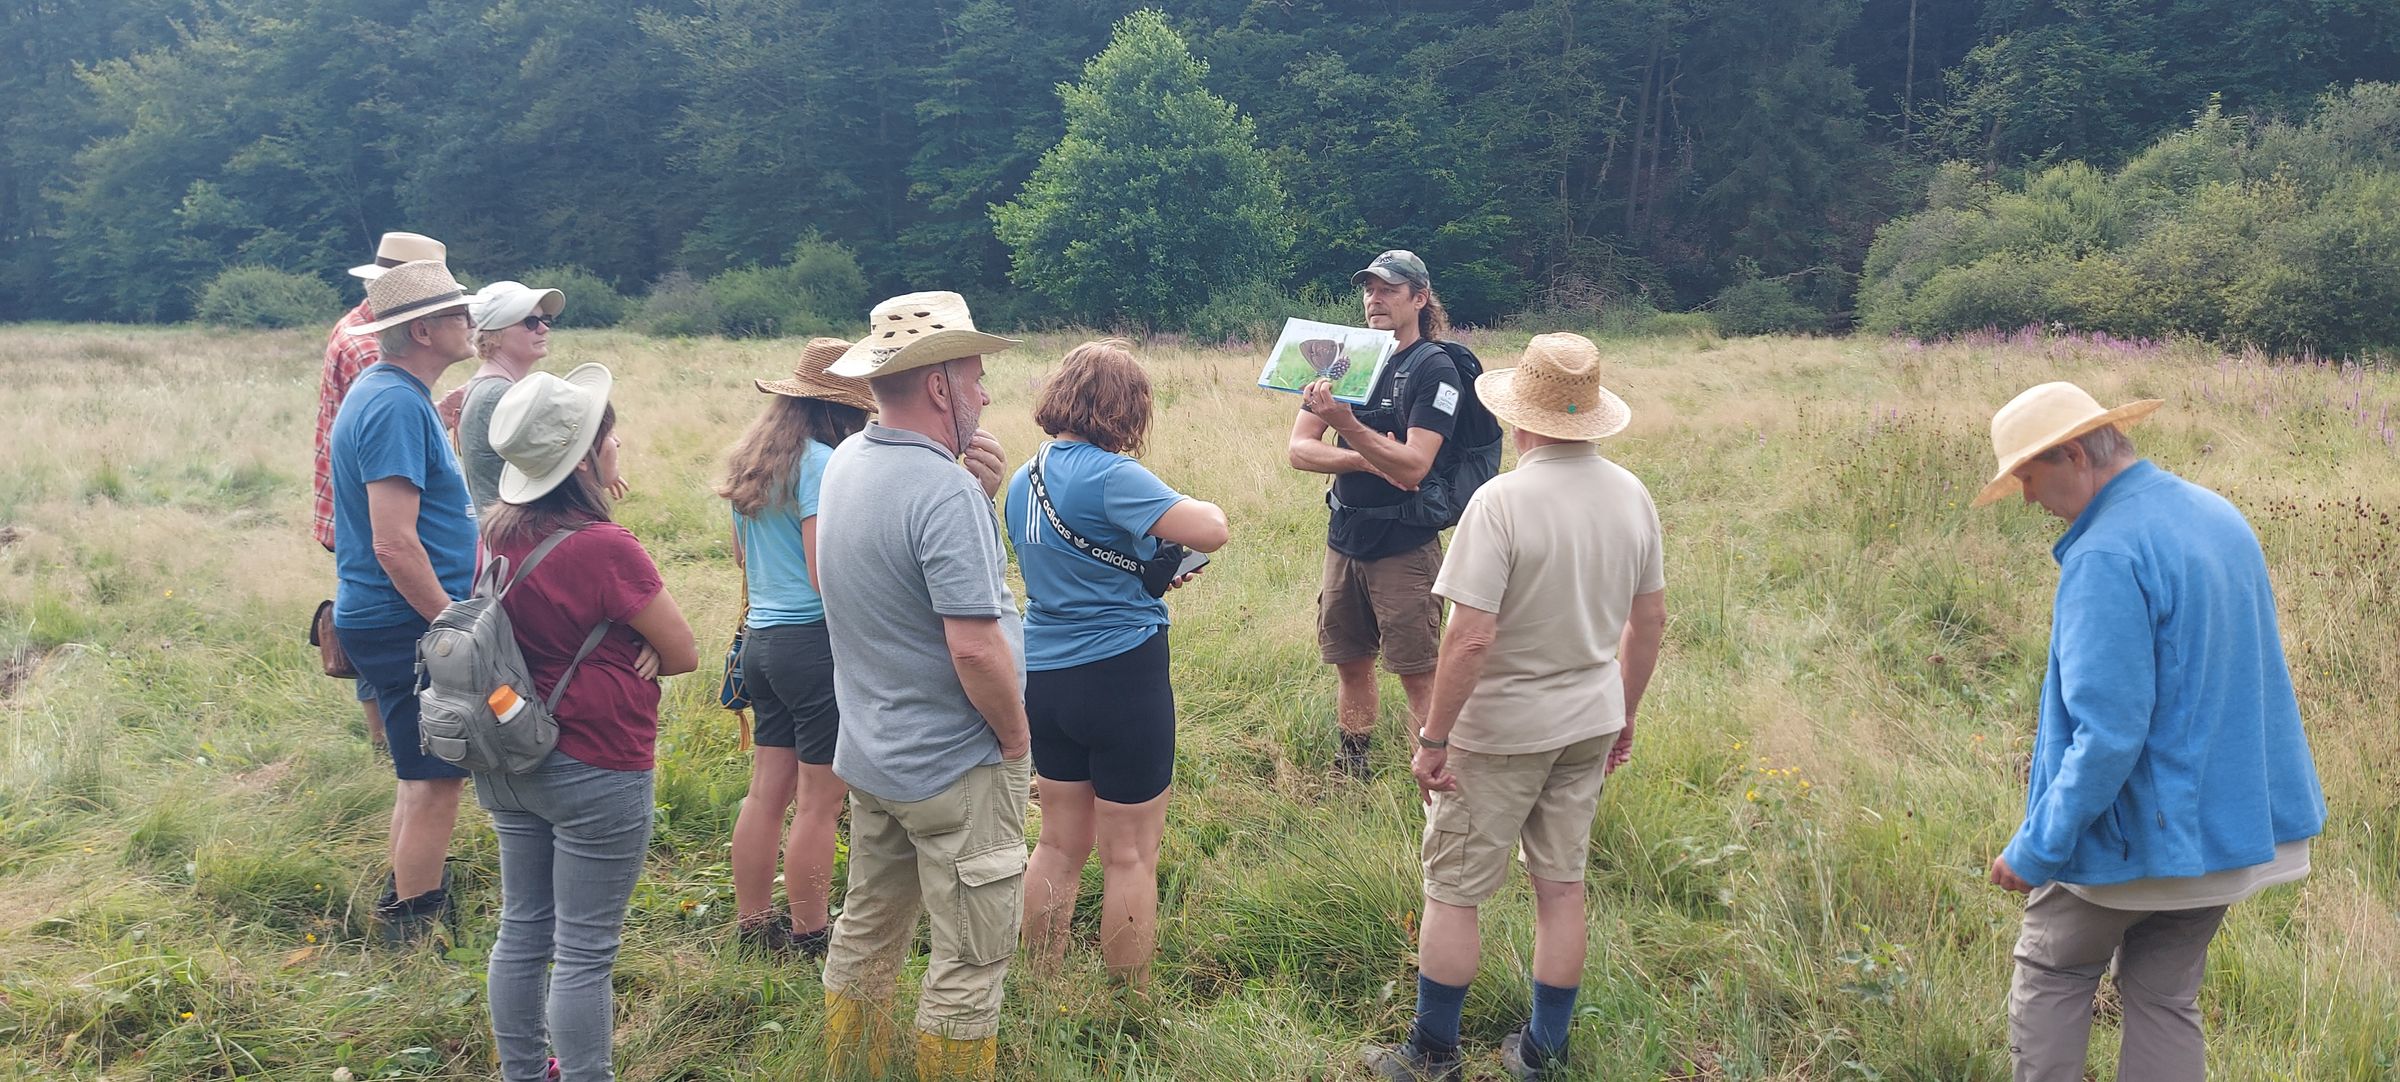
[1415,730,1449,750]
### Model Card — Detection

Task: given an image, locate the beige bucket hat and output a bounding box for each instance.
[490,363,614,504]
[346,260,472,336]
[1475,332,1631,441]
[828,291,1019,379]
[757,337,877,413]
[349,232,446,280]
[1972,381,2163,507]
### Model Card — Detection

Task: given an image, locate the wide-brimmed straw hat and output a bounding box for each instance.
[490,363,614,504]
[757,337,877,412]
[469,281,566,331]
[828,291,1019,379]
[349,232,446,280]
[1972,381,2163,507]
[346,260,472,335]
[1475,332,1631,441]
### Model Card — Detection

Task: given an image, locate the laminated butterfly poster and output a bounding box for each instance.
[1256,318,1397,405]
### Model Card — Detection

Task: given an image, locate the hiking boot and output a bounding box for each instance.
[1498,1028,1563,1081]
[1359,1040,1461,1082]
[736,913,795,955]
[1335,732,1372,781]
[372,866,454,948]
[792,923,830,961]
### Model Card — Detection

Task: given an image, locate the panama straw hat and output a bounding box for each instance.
[346,260,472,336]
[349,232,446,280]
[1474,332,1631,441]
[1972,381,2164,507]
[756,337,877,413]
[468,280,566,331]
[490,363,614,504]
[828,291,1020,380]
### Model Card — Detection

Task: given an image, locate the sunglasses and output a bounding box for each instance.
[520,314,556,331]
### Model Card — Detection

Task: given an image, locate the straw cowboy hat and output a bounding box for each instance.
[349,232,446,280]
[468,281,566,332]
[1475,332,1631,441]
[827,291,1019,380]
[490,363,614,504]
[1972,381,2163,507]
[757,337,877,413]
[345,260,472,336]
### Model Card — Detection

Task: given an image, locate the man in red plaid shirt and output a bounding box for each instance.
[315,232,447,750]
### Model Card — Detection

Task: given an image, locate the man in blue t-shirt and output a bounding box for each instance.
[327,258,481,946]
[1287,250,1463,780]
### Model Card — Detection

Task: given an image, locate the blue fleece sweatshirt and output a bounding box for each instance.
[2001,460,2326,888]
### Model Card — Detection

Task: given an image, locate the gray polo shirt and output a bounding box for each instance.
[818,422,1024,802]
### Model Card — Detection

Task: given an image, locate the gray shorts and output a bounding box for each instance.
[743,621,840,764]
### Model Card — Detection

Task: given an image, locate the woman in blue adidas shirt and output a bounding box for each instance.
[1007,339,1229,984]
[718,339,874,958]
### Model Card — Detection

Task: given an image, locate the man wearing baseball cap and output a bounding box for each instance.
[313,231,445,753]
[1287,249,1465,779]
[1973,382,2324,1081]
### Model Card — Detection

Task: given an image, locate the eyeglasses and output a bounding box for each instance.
[520,314,556,331]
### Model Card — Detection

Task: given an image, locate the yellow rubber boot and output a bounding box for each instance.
[824,990,895,1078]
[913,1031,997,1082]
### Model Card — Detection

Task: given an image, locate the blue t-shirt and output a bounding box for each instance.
[329,364,478,628]
[736,438,835,627]
[1003,439,1188,671]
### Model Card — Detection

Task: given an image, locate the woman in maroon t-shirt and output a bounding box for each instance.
[479,364,698,1082]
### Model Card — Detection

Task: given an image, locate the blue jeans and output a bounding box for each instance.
[477,751,655,1082]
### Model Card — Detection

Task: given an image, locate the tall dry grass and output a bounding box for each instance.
[1,322,2394,1079]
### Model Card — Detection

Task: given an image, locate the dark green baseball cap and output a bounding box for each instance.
[1350,249,1430,289]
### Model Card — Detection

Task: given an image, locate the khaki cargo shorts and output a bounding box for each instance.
[1421,732,1615,907]
[1317,539,1444,675]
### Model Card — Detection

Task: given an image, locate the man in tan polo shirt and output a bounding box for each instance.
[1363,332,1666,1082]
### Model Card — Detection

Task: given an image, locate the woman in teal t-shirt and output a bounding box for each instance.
[1005,339,1229,985]
[718,338,873,958]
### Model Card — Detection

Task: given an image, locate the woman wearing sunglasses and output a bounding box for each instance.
[453,280,568,512]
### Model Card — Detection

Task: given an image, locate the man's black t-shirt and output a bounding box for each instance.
[1326,341,1461,560]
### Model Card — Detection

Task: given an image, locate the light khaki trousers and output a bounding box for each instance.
[2008,883,2229,1082]
[822,757,1032,1040]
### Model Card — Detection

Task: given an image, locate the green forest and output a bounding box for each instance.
[4,0,2397,347]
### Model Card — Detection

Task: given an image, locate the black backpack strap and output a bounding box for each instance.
[1028,446,1146,580]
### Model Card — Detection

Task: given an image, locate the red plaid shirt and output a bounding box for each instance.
[312,302,379,550]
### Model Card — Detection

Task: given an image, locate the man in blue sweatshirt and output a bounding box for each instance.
[1974,382,2326,1082]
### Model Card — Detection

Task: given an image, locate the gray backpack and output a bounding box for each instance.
[414,527,611,774]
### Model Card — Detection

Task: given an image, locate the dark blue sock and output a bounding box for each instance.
[1409,975,1469,1054]
[1526,981,1579,1059]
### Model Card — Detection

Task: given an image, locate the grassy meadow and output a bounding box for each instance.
[1,323,2396,1081]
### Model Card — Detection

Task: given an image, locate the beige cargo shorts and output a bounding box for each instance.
[1421,732,1615,907]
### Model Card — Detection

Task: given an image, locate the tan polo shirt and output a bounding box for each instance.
[1432,442,1664,755]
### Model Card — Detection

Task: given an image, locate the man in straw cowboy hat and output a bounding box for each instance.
[1973,381,2324,1081]
[314,230,446,752]
[1365,332,1665,1082]
[327,258,482,945]
[812,291,1030,1081]
[1289,249,1469,780]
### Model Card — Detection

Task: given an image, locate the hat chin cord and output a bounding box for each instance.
[940,360,975,458]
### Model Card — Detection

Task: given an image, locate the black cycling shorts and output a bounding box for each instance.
[1025,628,1176,804]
